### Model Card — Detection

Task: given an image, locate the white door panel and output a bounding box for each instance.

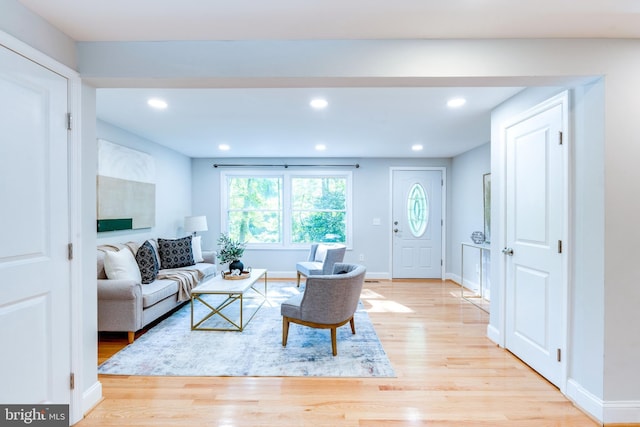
[0,45,70,404]
[514,265,549,350]
[505,95,566,388]
[392,169,442,279]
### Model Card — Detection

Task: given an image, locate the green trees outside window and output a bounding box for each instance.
[227,177,282,243]
[223,172,350,247]
[291,177,347,243]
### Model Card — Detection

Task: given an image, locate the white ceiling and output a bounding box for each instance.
[97,87,523,158]
[17,0,640,41]
[18,1,639,158]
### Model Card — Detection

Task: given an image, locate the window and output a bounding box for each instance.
[291,176,347,243]
[221,170,351,248]
[226,176,282,243]
[407,182,428,237]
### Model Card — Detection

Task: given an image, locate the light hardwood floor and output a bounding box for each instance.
[83,279,599,427]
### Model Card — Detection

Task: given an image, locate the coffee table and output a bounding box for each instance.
[190,268,268,332]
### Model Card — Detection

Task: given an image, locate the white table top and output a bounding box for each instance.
[192,268,267,294]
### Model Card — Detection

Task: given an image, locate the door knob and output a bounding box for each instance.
[394,228,399,233]
[502,247,514,256]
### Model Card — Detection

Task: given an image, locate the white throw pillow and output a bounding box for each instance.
[192,235,204,263]
[104,249,142,283]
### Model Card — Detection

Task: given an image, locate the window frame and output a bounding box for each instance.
[220,169,352,249]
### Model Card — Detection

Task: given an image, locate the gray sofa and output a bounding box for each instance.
[97,239,216,343]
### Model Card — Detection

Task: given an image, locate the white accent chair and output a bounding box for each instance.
[295,243,346,287]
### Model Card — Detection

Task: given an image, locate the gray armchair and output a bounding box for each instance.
[281,263,366,356]
[295,243,346,287]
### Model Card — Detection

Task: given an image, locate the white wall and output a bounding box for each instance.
[96,120,193,245]
[192,157,451,278]
[0,0,76,68]
[80,83,99,416]
[449,143,490,287]
[569,78,606,413]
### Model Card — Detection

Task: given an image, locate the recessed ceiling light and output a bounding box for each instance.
[412,144,424,151]
[147,98,168,109]
[310,98,328,109]
[447,97,467,108]
[315,144,327,151]
[218,144,230,151]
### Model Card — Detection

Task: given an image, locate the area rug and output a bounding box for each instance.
[98,281,395,377]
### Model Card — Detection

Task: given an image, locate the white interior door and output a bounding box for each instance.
[504,94,567,388]
[0,45,70,403]
[392,169,442,279]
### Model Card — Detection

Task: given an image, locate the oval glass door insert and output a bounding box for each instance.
[407,183,429,237]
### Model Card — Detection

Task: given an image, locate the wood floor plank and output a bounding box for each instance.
[82,279,600,426]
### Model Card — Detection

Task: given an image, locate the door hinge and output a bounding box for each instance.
[440,259,443,266]
[559,131,563,145]
[70,373,75,390]
[441,219,443,226]
[557,348,562,362]
[557,240,563,254]
[68,243,73,260]
[67,113,72,131]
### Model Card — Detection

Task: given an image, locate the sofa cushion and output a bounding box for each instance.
[104,249,142,283]
[176,262,217,278]
[157,236,195,269]
[141,279,179,308]
[136,240,159,284]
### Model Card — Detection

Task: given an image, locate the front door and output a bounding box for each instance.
[392,169,443,279]
[0,44,71,404]
[504,93,567,388]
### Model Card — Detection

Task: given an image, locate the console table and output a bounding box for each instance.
[460,242,490,313]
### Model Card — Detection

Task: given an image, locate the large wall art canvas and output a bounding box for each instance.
[97,139,156,231]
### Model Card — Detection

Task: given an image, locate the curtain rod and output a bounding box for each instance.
[213,163,360,169]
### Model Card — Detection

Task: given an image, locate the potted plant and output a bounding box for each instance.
[216,233,247,274]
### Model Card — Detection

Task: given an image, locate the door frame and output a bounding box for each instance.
[389,166,447,280]
[496,91,570,393]
[0,31,86,423]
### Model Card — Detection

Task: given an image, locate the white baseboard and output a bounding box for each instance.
[487,324,501,346]
[266,271,391,280]
[566,378,603,423]
[445,273,481,291]
[446,272,460,284]
[363,272,391,280]
[82,380,103,418]
[266,271,298,279]
[604,400,640,424]
[565,379,640,423]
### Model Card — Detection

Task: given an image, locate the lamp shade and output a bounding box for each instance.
[184,215,208,233]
